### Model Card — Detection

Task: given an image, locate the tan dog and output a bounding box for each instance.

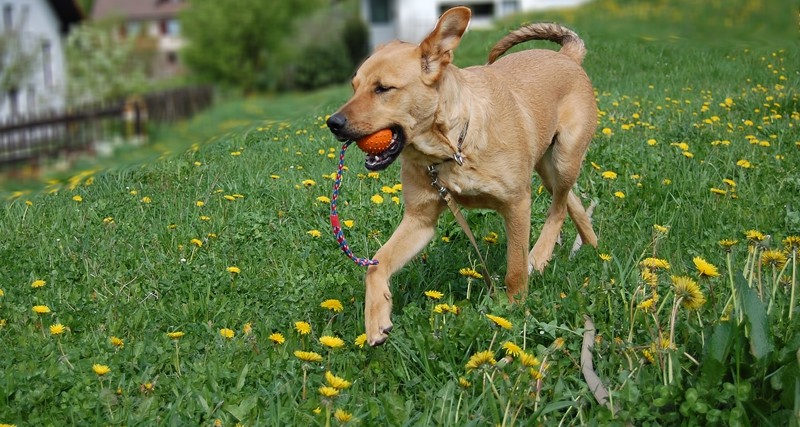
[327,6,598,346]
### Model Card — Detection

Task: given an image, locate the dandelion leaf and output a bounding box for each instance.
[737,273,772,360]
[701,321,735,384]
[224,394,258,422]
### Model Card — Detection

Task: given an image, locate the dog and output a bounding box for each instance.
[327,6,598,346]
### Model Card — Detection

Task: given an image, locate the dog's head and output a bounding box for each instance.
[326,7,471,171]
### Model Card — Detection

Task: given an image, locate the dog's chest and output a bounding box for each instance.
[440,169,506,209]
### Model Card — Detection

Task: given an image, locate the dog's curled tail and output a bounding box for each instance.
[487,22,586,65]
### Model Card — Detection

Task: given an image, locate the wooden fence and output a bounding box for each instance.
[0,86,213,167]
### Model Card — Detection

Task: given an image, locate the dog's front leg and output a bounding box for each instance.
[500,196,532,302]
[365,202,444,346]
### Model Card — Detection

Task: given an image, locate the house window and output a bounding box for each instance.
[3,4,12,31]
[166,51,178,65]
[42,40,52,88]
[126,21,142,37]
[169,19,180,36]
[500,0,519,16]
[369,0,392,24]
[8,87,19,117]
[440,3,494,18]
[27,85,35,112]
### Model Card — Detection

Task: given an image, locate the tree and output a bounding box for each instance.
[64,19,151,105]
[180,0,325,93]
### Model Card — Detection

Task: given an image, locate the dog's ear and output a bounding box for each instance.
[419,6,471,85]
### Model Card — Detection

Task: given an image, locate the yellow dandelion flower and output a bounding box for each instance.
[316,196,331,204]
[719,239,738,249]
[110,336,124,347]
[343,219,354,228]
[601,127,613,136]
[519,351,540,368]
[72,195,83,202]
[465,350,496,371]
[671,142,689,151]
[302,179,316,187]
[642,349,655,364]
[653,224,669,234]
[530,368,543,380]
[599,253,612,262]
[191,238,203,247]
[671,276,706,310]
[424,290,443,299]
[485,314,512,330]
[92,364,111,376]
[710,188,727,195]
[354,333,367,348]
[269,332,285,345]
[325,371,352,389]
[483,232,499,244]
[458,267,483,279]
[370,194,384,204]
[693,256,720,278]
[601,170,618,180]
[761,250,787,268]
[219,328,235,339]
[31,279,46,288]
[223,195,235,201]
[367,172,380,179]
[647,138,657,146]
[243,322,253,335]
[637,298,656,311]
[319,386,339,398]
[641,257,671,270]
[196,200,205,207]
[334,409,353,422]
[307,229,322,238]
[294,350,323,363]
[320,299,344,312]
[49,323,65,335]
[502,341,522,356]
[32,305,51,314]
[0,289,4,297]
[458,377,472,388]
[744,230,766,243]
[270,175,280,179]
[141,196,152,204]
[784,236,800,251]
[736,159,752,168]
[320,335,345,349]
[614,191,626,199]
[227,266,241,274]
[722,179,736,187]
[167,331,184,339]
[103,216,114,224]
[294,321,311,335]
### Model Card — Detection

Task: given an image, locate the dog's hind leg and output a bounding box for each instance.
[530,105,597,271]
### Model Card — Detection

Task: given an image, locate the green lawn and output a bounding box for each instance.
[1,0,799,425]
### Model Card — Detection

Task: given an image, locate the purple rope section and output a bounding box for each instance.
[330,141,379,267]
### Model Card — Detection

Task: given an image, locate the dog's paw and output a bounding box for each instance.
[365,288,393,346]
[528,252,549,273]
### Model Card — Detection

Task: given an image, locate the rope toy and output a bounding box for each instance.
[330,140,379,266]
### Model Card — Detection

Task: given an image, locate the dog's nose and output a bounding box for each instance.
[326,113,347,135]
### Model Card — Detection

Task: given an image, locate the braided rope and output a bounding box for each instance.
[330,141,379,267]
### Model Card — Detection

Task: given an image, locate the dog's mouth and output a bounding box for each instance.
[364,127,405,171]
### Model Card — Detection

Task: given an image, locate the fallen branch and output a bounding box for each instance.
[581,314,615,414]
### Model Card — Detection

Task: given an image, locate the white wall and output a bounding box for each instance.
[363,0,590,49]
[0,0,68,121]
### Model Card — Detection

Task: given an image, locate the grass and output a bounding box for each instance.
[1,0,799,425]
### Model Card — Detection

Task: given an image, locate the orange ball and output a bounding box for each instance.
[356,129,393,155]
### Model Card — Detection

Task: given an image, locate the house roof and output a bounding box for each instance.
[47,0,84,33]
[91,0,188,21]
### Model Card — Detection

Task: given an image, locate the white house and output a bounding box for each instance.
[361,0,590,49]
[0,0,82,122]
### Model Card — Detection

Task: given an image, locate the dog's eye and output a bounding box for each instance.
[374,85,394,94]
